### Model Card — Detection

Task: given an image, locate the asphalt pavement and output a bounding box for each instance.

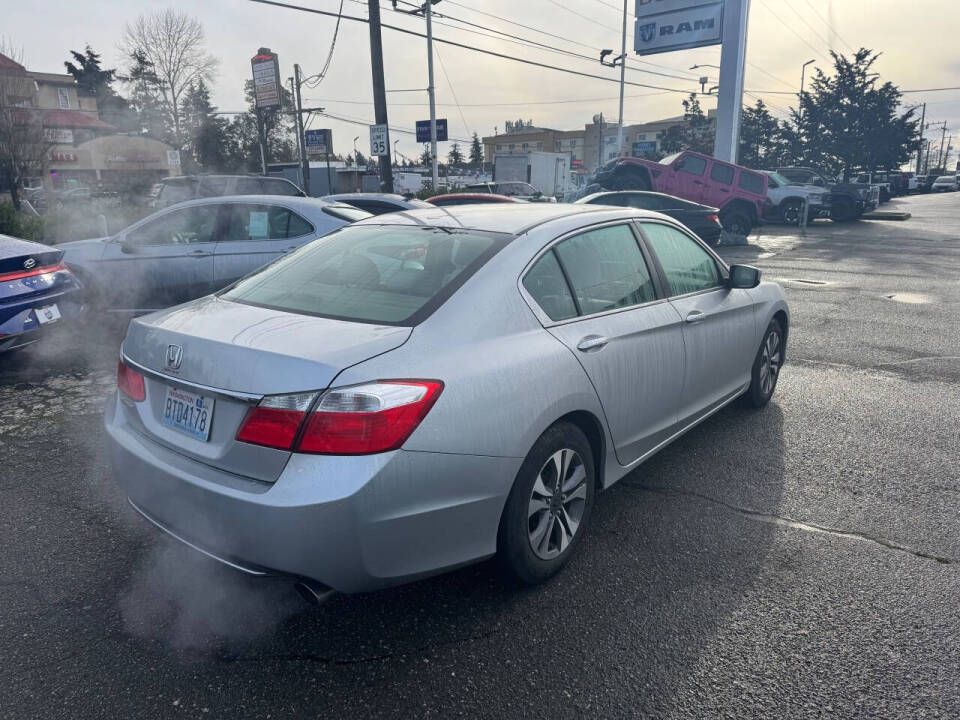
[1,193,958,718]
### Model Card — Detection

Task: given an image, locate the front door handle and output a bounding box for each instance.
[576,335,608,352]
[187,250,212,258]
[685,310,705,324]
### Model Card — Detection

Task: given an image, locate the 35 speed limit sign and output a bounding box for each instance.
[369,123,389,157]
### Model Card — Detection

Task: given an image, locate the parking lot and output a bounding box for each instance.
[2,192,959,718]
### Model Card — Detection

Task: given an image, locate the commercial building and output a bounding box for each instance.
[1,52,177,193]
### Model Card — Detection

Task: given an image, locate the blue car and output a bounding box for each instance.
[0,234,83,353]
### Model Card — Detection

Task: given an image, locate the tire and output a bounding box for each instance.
[720,209,753,236]
[611,167,651,191]
[781,199,803,225]
[741,319,785,409]
[498,422,596,585]
[830,198,856,222]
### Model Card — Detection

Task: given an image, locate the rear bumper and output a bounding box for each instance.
[105,394,522,593]
[0,289,83,351]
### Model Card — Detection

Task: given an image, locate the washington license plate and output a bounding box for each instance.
[161,385,214,441]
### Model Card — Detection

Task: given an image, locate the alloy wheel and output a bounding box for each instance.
[527,448,588,560]
[759,329,783,396]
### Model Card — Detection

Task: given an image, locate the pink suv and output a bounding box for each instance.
[593,151,769,235]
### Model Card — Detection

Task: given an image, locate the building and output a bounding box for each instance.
[483,110,719,175]
[0,52,177,194]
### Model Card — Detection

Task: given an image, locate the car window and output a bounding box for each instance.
[738,171,764,195]
[350,200,400,215]
[159,179,197,205]
[553,224,657,316]
[222,226,507,325]
[522,250,578,321]
[588,194,626,206]
[234,177,264,194]
[223,203,314,241]
[126,205,220,246]
[676,155,707,176]
[624,194,663,210]
[197,177,229,197]
[264,178,301,196]
[710,163,735,185]
[323,205,372,222]
[642,223,721,296]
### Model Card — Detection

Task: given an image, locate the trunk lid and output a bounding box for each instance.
[119,295,411,482]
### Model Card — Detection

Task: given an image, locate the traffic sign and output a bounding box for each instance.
[416,119,448,143]
[305,129,331,154]
[369,123,389,157]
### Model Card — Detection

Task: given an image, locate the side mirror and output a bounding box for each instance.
[534,190,543,198]
[120,239,138,254]
[727,264,761,289]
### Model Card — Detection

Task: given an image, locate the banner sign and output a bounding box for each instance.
[305,129,331,154]
[632,141,658,156]
[634,0,723,56]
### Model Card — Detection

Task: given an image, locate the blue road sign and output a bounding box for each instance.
[416,119,448,143]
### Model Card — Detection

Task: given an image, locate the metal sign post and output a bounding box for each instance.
[713,0,750,163]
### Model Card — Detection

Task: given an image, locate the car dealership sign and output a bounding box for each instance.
[634,0,724,56]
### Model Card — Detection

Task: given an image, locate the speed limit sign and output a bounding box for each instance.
[369,123,388,157]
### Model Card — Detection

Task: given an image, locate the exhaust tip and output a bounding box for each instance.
[294,580,337,607]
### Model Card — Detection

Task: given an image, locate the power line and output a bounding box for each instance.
[746,61,797,90]
[780,1,837,55]
[756,0,831,63]
[245,0,698,94]
[305,90,676,107]
[433,44,471,138]
[301,0,345,88]
[541,0,622,34]
[802,0,856,54]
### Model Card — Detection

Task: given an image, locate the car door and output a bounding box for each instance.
[671,154,709,204]
[212,202,317,288]
[638,221,757,424]
[707,161,736,208]
[100,203,219,310]
[523,222,686,466]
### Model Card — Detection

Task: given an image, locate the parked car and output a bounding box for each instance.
[464,181,556,202]
[575,190,723,245]
[323,193,433,215]
[761,171,831,224]
[152,174,305,208]
[891,171,919,193]
[591,151,768,235]
[59,196,370,312]
[776,166,879,221]
[852,171,893,203]
[427,193,522,206]
[931,175,959,192]
[915,175,935,193]
[0,234,83,353]
[107,203,789,596]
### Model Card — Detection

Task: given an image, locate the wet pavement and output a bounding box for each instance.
[1,193,959,718]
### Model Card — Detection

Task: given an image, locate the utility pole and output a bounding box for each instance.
[426,0,439,191]
[256,109,267,175]
[937,123,949,170]
[368,0,394,192]
[293,65,310,195]
[713,0,750,163]
[616,0,627,156]
[915,103,926,175]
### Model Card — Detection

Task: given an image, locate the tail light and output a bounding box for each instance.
[236,392,316,450]
[235,381,443,455]
[706,214,720,223]
[0,261,70,283]
[117,360,146,402]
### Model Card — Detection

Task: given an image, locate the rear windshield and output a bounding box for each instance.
[935,176,954,183]
[221,225,509,325]
[323,205,373,222]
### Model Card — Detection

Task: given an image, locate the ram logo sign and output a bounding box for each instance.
[634,0,724,56]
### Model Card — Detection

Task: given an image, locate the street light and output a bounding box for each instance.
[800,59,816,98]
[353,136,359,164]
[599,0,629,157]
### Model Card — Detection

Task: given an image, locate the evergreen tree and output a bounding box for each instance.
[64,45,134,130]
[122,50,169,140]
[419,147,432,166]
[182,79,234,172]
[738,99,785,169]
[659,94,715,155]
[447,142,464,167]
[469,132,483,168]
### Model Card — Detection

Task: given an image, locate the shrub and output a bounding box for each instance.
[0,202,46,243]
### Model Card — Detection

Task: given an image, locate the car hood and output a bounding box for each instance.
[123,295,413,395]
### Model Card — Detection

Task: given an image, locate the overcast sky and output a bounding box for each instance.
[6,0,960,162]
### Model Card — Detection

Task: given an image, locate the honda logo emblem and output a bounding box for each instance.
[165,344,183,371]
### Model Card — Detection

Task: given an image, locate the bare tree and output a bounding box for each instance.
[0,40,53,210]
[120,9,218,148]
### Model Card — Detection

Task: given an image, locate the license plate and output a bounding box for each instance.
[34,304,61,325]
[161,385,214,441]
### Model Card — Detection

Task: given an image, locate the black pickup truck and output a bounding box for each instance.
[777,167,880,221]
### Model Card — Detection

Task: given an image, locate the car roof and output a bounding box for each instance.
[353,202,661,235]
[428,193,518,203]
[140,195,367,224]
[324,192,413,203]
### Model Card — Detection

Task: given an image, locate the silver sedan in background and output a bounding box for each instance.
[106,203,789,596]
[60,195,370,312]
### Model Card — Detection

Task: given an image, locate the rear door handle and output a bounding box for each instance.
[685,310,705,324]
[576,335,608,351]
[187,250,212,258]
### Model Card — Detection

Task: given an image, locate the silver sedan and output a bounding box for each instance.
[106,203,789,595]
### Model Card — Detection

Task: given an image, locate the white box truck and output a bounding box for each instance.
[493,152,571,199]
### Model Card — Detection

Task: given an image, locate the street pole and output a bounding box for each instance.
[937,124,948,170]
[256,109,267,175]
[616,0,627,157]
[426,0,439,191]
[713,0,751,163]
[799,58,815,124]
[915,103,926,175]
[293,64,310,195]
[598,112,604,169]
[368,0,394,192]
